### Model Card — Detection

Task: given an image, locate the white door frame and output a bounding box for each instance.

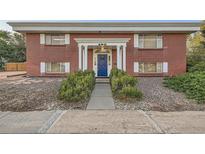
[93,49,112,77]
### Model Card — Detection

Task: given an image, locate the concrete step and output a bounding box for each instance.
[95,78,110,84]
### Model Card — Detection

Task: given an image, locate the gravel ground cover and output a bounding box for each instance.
[115,77,205,111]
[0,77,88,112]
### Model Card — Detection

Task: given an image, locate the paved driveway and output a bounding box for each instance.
[1,110,205,134]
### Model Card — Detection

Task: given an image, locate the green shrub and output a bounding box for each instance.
[109,68,143,100]
[111,75,137,94]
[188,62,205,72]
[58,70,95,102]
[164,72,205,103]
[119,86,143,100]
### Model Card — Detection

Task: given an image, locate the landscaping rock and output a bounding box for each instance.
[114,77,205,111]
[0,77,88,112]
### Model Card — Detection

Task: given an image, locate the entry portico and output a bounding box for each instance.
[75,38,130,77]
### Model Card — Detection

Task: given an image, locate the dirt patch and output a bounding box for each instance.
[0,77,88,112]
[114,77,205,111]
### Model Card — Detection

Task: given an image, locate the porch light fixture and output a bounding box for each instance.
[98,43,108,52]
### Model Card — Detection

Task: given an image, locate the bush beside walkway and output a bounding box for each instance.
[109,68,143,100]
[58,70,95,102]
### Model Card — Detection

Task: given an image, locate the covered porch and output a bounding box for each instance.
[75,38,130,77]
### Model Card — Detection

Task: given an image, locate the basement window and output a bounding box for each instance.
[45,62,66,73]
[139,62,163,73]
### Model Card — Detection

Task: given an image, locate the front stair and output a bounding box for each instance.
[95,78,110,84]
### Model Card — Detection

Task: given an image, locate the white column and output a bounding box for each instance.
[82,46,85,70]
[123,45,126,71]
[78,44,82,70]
[84,45,88,71]
[117,45,121,69]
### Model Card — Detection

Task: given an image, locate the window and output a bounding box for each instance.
[139,62,163,73]
[45,62,66,73]
[139,34,162,49]
[45,34,65,45]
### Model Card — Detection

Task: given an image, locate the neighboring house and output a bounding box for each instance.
[8,21,201,77]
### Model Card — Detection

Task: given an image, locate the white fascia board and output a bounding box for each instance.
[74,38,130,43]
[12,26,200,32]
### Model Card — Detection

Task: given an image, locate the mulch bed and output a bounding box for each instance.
[0,77,88,112]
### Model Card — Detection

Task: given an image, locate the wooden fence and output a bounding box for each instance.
[5,62,26,71]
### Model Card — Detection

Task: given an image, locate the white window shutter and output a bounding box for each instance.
[134,62,139,73]
[157,35,163,48]
[134,34,139,48]
[40,62,45,73]
[65,34,70,44]
[163,62,168,73]
[40,34,45,44]
[65,62,70,73]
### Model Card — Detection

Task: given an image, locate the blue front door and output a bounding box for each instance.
[97,54,108,77]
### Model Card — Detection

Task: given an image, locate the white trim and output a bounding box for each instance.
[93,49,112,77]
[84,45,88,70]
[40,34,45,44]
[117,45,121,69]
[64,34,70,44]
[64,62,70,73]
[157,35,163,48]
[163,62,168,73]
[40,62,45,73]
[134,34,139,48]
[78,45,82,70]
[134,62,139,73]
[12,26,200,32]
[123,45,126,71]
[75,38,130,44]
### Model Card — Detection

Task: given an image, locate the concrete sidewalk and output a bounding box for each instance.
[1,110,205,134]
[87,84,115,110]
[48,110,205,134]
[0,110,63,133]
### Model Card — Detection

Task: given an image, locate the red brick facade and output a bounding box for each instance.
[26,33,187,77]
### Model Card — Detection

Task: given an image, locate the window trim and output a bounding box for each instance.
[45,62,66,73]
[139,62,163,73]
[45,34,66,46]
[138,34,163,49]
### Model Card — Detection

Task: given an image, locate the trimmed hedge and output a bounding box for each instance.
[58,70,95,102]
[164,72,205,103]
[110,68,143,100]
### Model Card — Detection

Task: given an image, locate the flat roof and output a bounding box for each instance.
[7,20,202,33]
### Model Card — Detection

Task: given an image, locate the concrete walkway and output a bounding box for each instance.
[87,84,115,110]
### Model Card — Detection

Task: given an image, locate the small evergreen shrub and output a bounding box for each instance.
[109,68,143,100]
[188,62,205,72]
[119,86,143,100]
[58,70,95,102]
[164,72,205,103]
